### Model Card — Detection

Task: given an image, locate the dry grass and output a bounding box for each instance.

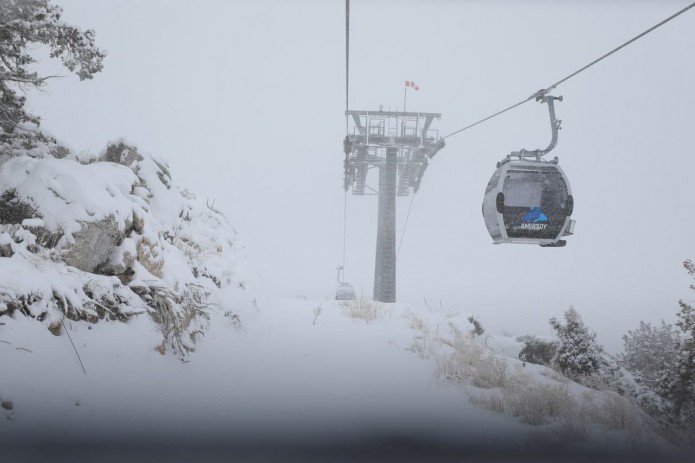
[469,372,660,450]
[133,283,209,356]
[436,333,510,389]
[341,296,388,324]
[504,382,574,425]
[409,335,434,359]
[470,392,506,414]
[401,311,668,449]
[403,312,436,359]
[136,237,164,278]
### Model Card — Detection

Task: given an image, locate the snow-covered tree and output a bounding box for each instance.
[0,0,105,138]
[618,260,695,428]
[662,260,695,423]
[620,320,680,390]
[549,307,602,381]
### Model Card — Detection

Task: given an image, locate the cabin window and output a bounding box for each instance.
[504,169,567,211]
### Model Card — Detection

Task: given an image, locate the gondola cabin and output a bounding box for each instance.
[482,158,575,247]
[335,283,356,301]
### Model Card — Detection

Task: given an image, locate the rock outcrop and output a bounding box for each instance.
[0,139,249,356]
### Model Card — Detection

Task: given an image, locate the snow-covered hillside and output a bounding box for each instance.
[0,141,691,462]
[2,293,688,462]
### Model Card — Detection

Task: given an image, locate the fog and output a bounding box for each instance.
[28,0,695,353]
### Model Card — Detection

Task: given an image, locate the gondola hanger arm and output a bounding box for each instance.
[502,94,563,165]
[539,94,563,156]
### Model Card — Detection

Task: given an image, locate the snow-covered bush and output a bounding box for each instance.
[518,335,557,366]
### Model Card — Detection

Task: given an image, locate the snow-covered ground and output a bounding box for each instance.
[0,297,516,440]
[2,294,689,462]
[1,141,691,462]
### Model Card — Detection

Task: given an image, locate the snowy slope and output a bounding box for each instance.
[0,140,691,462]
[0,299,513,441]
[2,295,688,462]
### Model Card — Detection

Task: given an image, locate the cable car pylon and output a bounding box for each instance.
[340,0,445,303]
[343,109,445,302]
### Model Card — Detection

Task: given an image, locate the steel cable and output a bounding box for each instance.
[341,0,351,277]
[443,2,695,140]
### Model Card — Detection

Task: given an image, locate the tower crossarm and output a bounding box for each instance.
[343,109,444,195]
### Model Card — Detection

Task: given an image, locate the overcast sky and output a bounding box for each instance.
[27,0,695,352]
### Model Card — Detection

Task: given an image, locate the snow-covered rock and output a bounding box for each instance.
[0,139,250,356]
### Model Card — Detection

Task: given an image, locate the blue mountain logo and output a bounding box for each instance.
[523,207,548,223]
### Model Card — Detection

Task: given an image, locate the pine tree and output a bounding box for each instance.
[549,307,602,381]
[0,0,105,140]
[621,260,695,427]
[620,320,680,389]
[667,260,695,422]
